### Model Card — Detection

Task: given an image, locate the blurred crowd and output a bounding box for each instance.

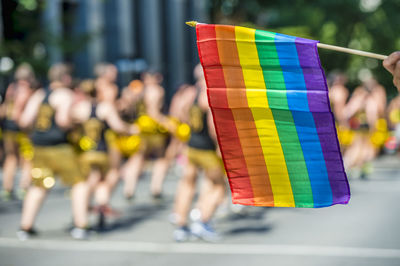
[329,71,400,178]
[0,62,225,242]
[0,59,400,242]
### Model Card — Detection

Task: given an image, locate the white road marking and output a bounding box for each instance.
[0,237,399,259]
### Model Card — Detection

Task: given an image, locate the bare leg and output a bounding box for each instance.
[20,186,47,230]
[195,178,213,210]
[109,146,122,169]
[2,139,18,192]
[2,154,18,192]
[174,162,198,227]
[150,157,170,196]
[19,159,32,190]
[94,168,120,206]
[71,182,90,228]
[94,182,109,206]
[360,137,378,166]
[198,168,226,223]
[106,168,121,190]
[86,169,102,194]
[122,152,145,199]
[150,138,181,196]
[343,136,364,169]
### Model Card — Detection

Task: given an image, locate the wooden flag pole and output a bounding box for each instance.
[186,21,388,60]
[316,43,387,60]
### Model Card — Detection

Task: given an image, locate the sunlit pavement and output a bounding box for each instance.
[1,155,400,266]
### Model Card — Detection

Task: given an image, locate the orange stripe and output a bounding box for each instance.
[215,25,274,206]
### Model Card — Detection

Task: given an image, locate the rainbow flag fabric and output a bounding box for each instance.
[195,24,350,208]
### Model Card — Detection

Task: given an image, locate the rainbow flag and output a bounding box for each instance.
[195,24,350,208]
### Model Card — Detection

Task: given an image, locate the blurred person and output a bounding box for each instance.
[342,77,387,178]
[94,63,122,202]
[162,83,196,170]
[71,79,138,229]
[16,63,90,240]
[148,83,200,204]
[329,72,352,150]
[0,63,36,200]
[122,71,175,200]
[140,71,172,198]
[114,80,145,200]
[170,66,226,224]
[172,76,226,242]
[94,63,119,103]
[329,72,349,125]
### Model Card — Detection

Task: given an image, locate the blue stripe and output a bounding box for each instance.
[275,33,332,207]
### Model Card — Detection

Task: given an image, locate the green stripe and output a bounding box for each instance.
[254,30,313,207]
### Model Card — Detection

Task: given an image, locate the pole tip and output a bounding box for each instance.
[185,21,198,27]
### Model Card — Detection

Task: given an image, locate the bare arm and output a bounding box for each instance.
[330,85,349,125]
[99,102,138,135]
[18,90,45,129]
[374,85,387,117]
[145,85,178,132]
[207,109,222,157]
[170,86,197,123]
[343,87,365,120]
[365,96,379,130]
[207,109,218,143]
[12,84,32,121]
[70,100,91,124]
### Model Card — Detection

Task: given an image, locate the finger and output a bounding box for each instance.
[393,61,400,88]
[394,78,400,91]
[394,60,400,77]
[383,51,400,74]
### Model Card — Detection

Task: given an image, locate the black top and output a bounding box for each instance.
[31,89,68,146]
[120,100,143,123]
[188,95,215,151]
[3,107,20,132]
[82,103,108,152]
[3,88,20,132]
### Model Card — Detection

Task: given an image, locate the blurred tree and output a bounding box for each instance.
[0,0,47,79]
[210,0,400,97]
[0,0,91,84]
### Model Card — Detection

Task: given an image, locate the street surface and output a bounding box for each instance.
[1,155,400,266]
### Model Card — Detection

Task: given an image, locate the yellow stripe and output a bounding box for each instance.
[234,26,295,207]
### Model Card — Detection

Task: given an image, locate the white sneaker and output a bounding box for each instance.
[70,227,89,240]
[190,222,221,242]
[173,227,191,242]
[16,228,38,241]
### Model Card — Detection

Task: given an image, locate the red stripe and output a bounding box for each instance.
[196,24,255,204]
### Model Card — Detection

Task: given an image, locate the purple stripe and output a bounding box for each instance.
[295,38,350,205]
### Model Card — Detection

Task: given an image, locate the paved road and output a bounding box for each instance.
[1,156,400,266]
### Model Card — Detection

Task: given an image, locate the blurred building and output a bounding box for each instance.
[1,0,209,99]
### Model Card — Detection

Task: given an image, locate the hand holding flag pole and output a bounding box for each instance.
[186,21,387,60]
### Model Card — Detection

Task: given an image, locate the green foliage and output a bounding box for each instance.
[211,0,400,97]
[1,0,92,81]
[0,0,47,76]
[17,0,38,11]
